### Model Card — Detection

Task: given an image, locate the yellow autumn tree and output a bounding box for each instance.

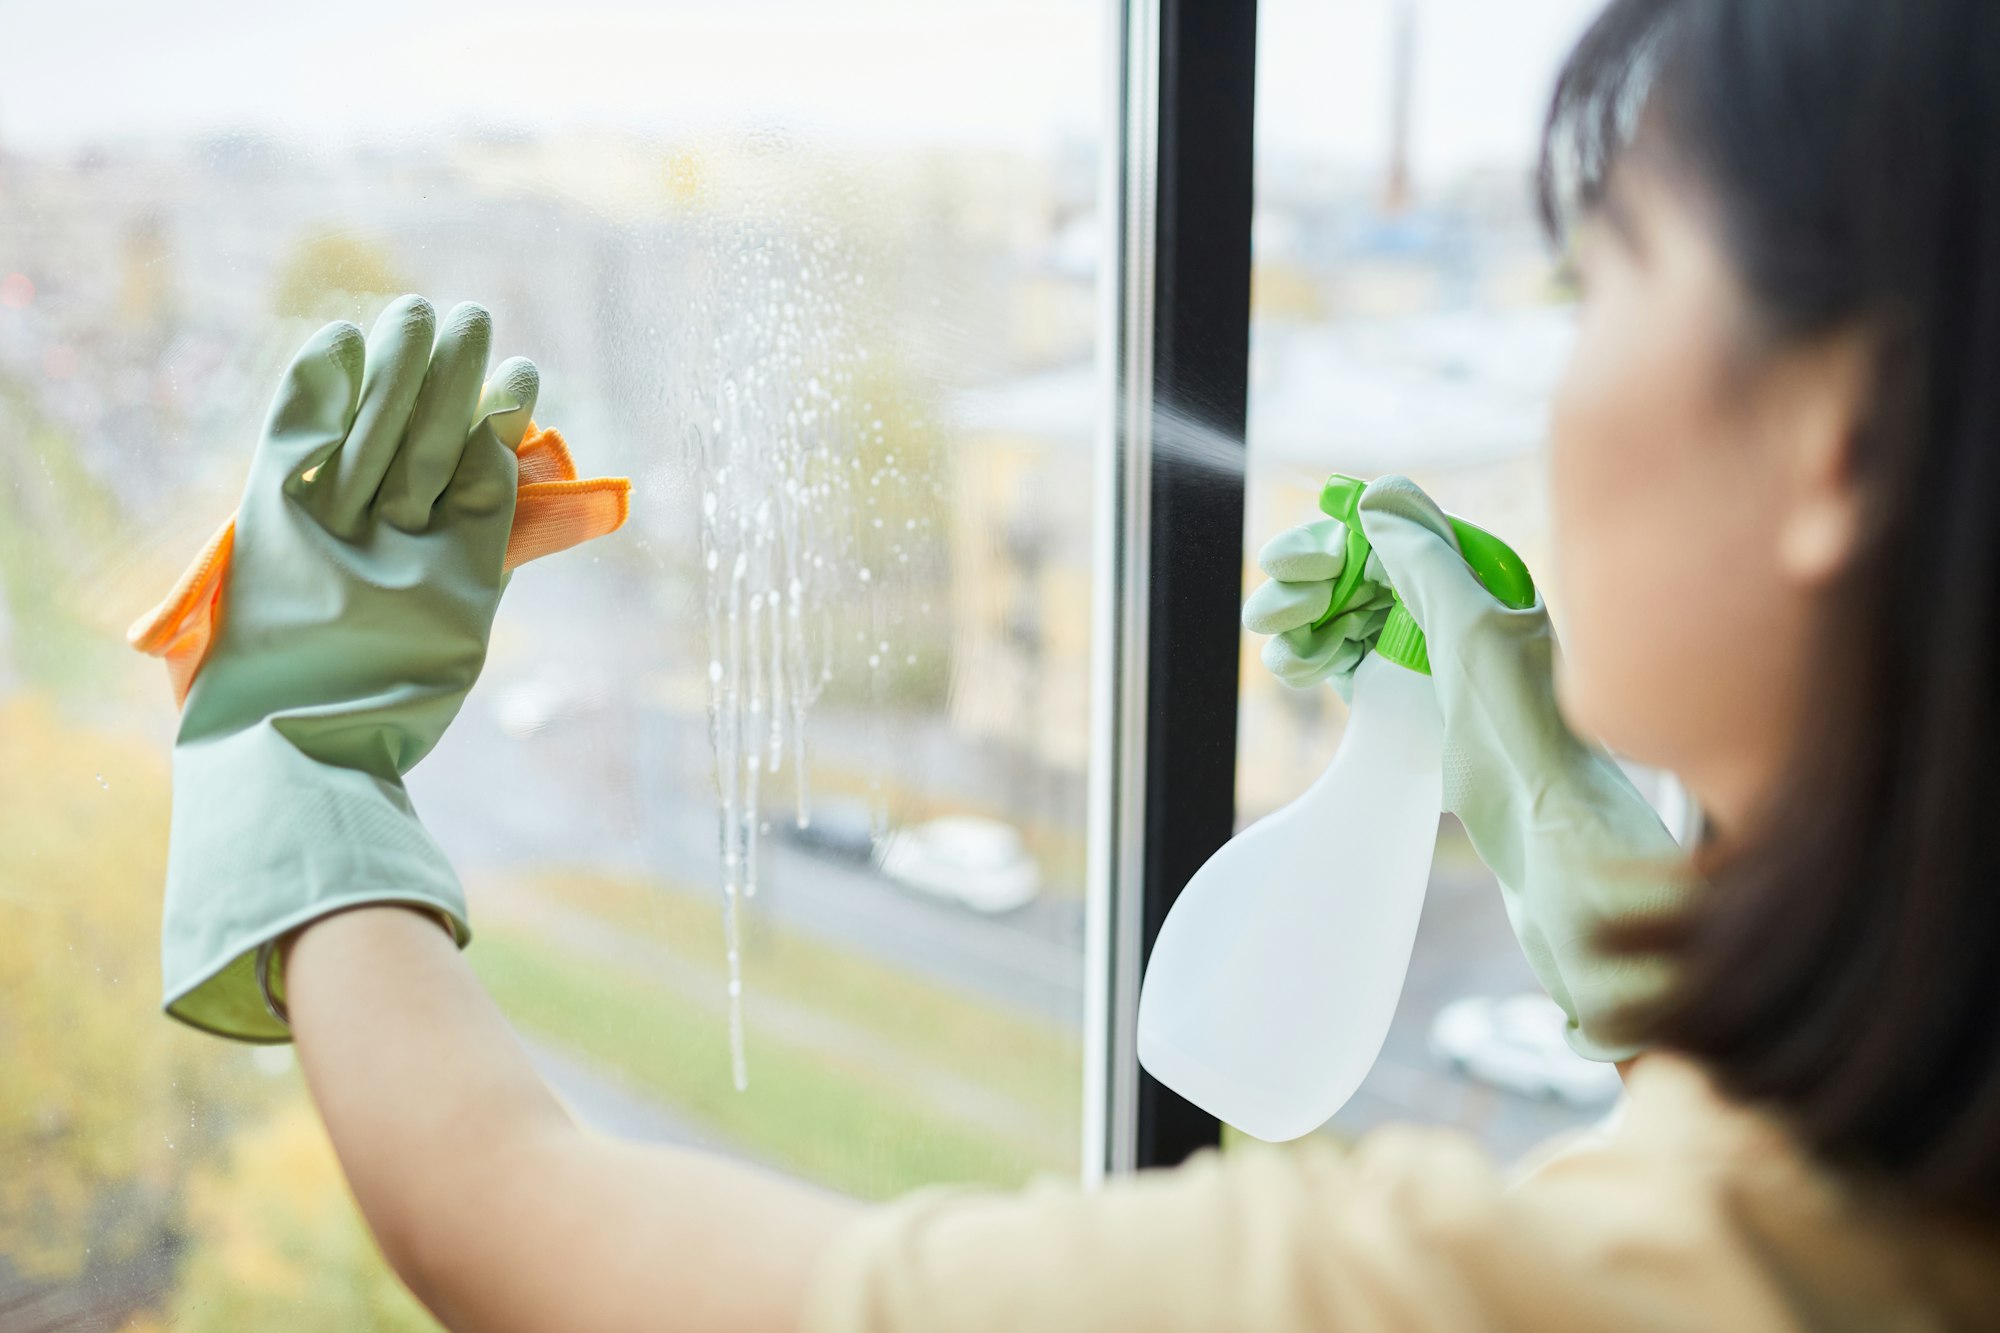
[272,233,410,322]
[169,1100,437,1330]
[0,698,239,1276]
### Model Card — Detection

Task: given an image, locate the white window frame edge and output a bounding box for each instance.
[1083,0,1160,1187]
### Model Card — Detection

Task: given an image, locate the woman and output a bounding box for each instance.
[147,0,2000,1326]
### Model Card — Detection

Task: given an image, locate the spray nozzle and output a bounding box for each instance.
[1309,473,1536,675]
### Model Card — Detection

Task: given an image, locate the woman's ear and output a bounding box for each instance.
[1774,330,1872,587]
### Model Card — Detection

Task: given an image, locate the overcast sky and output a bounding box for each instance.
[4,0,1604,181]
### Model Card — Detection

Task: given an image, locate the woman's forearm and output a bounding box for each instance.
[282,905,857,1332]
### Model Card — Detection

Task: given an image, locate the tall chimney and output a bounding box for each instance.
[1383,0,1416,215]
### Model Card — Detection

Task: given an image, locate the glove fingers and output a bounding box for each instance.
[1263,621,1368,689]
[478,355,540,452]
[442,356,537,521]
[1256,517,1348,582]
[257,320,365,487]
[318,295,436,535]
[378,302,494,531]
[1324,600,1391,643]
[1242,576,1331,635]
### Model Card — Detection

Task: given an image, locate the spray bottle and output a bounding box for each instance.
[1136,474,1536,1141]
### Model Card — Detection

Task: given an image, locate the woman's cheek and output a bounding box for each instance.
[1549,494,1640,752]
[1545,346,1684,759]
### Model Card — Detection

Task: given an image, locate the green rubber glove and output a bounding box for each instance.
[163,295,534,1042]
[1248,475,1692,1062]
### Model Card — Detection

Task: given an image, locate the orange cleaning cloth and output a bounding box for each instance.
[128,424,631,706]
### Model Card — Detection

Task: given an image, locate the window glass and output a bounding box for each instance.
[1245,0,1622,1157]
[1,2,1102,1324]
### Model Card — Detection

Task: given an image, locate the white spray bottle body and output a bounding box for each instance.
[1136,649,1444,1142]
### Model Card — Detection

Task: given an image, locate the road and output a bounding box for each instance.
[411,686,1087,1027]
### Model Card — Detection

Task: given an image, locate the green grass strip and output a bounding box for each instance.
[505,871,1082,1124]
[472,929,1062,1199]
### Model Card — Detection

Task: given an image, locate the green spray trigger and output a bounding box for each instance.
[1310,473,1536,675]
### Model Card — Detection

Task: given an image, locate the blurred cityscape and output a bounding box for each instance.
[0,0,1609,1326]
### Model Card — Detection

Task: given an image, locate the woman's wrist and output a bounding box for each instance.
[268,903,459,1028]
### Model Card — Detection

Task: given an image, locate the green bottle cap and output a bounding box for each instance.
[1308,473,1536,677]
[1373,603,1431,674]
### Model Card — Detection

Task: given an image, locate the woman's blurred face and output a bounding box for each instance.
[1547,153,1862,831]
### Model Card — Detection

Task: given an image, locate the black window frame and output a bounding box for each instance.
[1093,0,1256,1175]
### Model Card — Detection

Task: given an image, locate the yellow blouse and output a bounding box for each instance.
[804,1055,2000,1331]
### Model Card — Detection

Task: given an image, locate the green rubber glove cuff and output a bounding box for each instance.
[163,727,470,1041]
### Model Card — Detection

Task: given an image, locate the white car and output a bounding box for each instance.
[491,673,607,739]
[877,816,1041,914]
[1428,993,1624,1106]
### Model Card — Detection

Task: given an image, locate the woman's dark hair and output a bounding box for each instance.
[1540,0,2000,1218]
